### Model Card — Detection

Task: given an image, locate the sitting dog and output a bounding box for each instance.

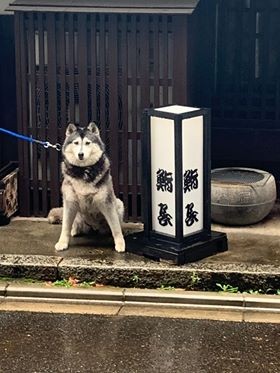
[52,122,125,253]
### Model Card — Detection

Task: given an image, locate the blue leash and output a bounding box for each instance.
[0,127,61,151]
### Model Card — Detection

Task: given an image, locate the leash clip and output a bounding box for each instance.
[44,141,62,151]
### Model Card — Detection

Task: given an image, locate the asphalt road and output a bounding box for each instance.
[0,312,279,373]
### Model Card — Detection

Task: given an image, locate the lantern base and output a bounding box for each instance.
[126,231,228,265]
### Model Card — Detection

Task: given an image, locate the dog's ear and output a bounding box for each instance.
[87,122,100,136]
[66,123,77,136]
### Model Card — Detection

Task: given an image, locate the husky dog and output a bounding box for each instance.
[54,122,125,253]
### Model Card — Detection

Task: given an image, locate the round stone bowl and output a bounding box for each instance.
[211,167,276,225]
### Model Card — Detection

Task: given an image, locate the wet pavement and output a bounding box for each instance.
[1,209,280,372]
[0,204,280,290]
[0,311,279,373]
[1,206,280,266]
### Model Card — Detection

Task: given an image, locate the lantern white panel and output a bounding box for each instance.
[182,116,204,236]
[155,105,198,114]
[150,116,176,237]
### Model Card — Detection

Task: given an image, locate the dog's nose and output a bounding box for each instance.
[78,153,84,160]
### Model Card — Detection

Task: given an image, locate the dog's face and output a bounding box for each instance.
[63,122,105,166]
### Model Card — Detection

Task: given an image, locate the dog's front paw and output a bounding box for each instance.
[55,240,69,251]
[115,237,125,253]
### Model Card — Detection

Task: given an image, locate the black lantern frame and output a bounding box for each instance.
[126,106,228,265]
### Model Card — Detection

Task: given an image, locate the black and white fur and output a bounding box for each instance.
[54,122,125,253]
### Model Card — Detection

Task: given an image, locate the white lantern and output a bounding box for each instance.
[127,105,227,265]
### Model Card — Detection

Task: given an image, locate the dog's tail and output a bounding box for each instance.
[47,207,63,224]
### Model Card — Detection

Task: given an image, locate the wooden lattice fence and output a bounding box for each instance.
[15,12,189,219]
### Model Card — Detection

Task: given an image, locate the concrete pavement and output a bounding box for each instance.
[0,204,280,291]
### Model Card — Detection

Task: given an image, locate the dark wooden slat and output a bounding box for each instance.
[215,0,228,96]
[100,130,142,140]
[213,0,248,118]
[226,0,242,117]
[46,13,60,207]
[18,13,31,215]
[153,15,160,107]
[162,15,169,105]
[234,1,244,102]
[130,15,138,220]
[140,15,150,110]
[218,2,235,113]
[77,13,88,125]
[118,184,141,194]
[246,0,259,121]
[68,14,75,122]
[173,15,187,104]
[120,15,129,219]
[138,15,150,218]
[37,13,48,214]
[99,14,106,137]
[90,14,97,122]
[189,0,217,107]
[107,14,119,192]
[57,13,67,133]
[272,5,280,121]
[28,12,40,215]
[260,2,271,120]
[15,13,27,215]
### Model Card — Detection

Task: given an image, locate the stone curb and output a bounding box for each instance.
[0,255,60,281]
[1,285,280,313]
[0,254,280,291]
[5,285,124,302]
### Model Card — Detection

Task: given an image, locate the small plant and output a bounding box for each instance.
[52,277,79,288]
[243,289,262,295]
[190,272,201,286]
[131,274,140,285]
[216,283,239,293]
[159,285,175,291]
[277,290,280,295]
[51,277,97,288]
[53,279,73,288]
[79,280,96,288]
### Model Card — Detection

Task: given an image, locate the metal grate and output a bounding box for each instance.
[212,169,264,184]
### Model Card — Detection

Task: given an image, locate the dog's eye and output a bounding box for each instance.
[73,141,79,145]
[85,141,91,145]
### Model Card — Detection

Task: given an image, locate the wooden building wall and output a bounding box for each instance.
[192,0,280,193]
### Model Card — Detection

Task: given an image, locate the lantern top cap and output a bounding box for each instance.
[155,105,199,114]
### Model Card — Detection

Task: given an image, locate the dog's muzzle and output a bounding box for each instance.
[78,153,84,160]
